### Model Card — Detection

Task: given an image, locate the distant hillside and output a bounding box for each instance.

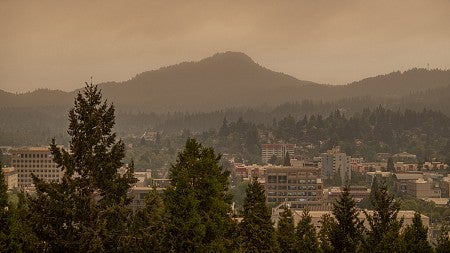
[0,89,73,108]
[398,84,450,114]
[1,52,450,112]
[96,51,329,111]
[338,68,450,98]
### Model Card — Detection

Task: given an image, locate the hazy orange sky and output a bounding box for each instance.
[1,0,450,92]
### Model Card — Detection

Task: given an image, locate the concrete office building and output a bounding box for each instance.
[265,165,323,210]
[10,147,62,187]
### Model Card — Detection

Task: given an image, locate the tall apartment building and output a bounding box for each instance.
[265,166,323,210]
[261,143,294,163]
[10,147,62,187]
[320,146,351,184]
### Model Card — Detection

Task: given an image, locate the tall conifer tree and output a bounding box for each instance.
[401,212,432,253]
[363,181,403,252]
[276,205,295,253]
[295,209,319,253]
[0,164,9,249]
[28,84,137,252]
[329,185,364,253]
[164,138,232,252]
[238,178,278,252]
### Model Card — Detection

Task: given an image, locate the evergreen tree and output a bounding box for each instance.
[0,164,9,249]
[268,154,278,165]
[329,185,364,253]
[276,205,295,253]
[238,178,278,252]
[6,191,39,252]
[435,224,450,253]
[401,212,432,253]
[164,138,232,252]
[130,188,166,252]
[283,152,291,166]
[363,181,403,252]
[295,209,319,253]
[386,157,395,172]
[28,84,137,252]
[318,214,334,253]
[219,117,230,138]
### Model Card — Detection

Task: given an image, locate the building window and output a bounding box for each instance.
[267,175,277,183]
[278,176,287,183]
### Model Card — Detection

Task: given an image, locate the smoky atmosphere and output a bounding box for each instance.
[1,1,450,252]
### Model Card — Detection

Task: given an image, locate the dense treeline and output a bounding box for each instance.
[2,90,450,147]
[112,105,450,170]
[1,85,450,252]
[210,106,450,163]
[271,106,450,162]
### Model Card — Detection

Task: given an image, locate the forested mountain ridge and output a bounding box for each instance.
[1,52,449,111]
[340,68,450,98]
[95,51,329,111]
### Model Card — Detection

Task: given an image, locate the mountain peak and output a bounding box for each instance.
[200,51,256,65]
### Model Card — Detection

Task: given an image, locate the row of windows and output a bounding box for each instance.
[267,197,320,203]
[18,169,58,173]
[16,153,49,158]
[267,175,317,184]
[12,159,54,163]
[267,185,320,190]
[15,164,57,168]
[19,174,59,178]
[268,191,318,197]
[19,178,60,183]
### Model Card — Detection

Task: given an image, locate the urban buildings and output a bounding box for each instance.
[261,143,294,164]
[1,167,18,190]
[320,146,351,184]
[406,178,441,198]
[10,147,62,187]
[265,165,323,210]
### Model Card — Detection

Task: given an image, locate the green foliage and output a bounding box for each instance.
[399,197,450,223]
[268,154,278,165]
[329,185,364,253]
[276,205,296,253]
[0,163,9,249]
[238,179,278,252]
[5,191,39,252]
[435,224,450,253]
[130,189,166,252]
[295,209,319,253]
[318,214,334,253]
[28,84,137,252]
[386,157,395,172]
[401,212,432,253]
[283,152,291,166]
[164,138,232,252]
[229,179,249,213]
[363,181,403,252]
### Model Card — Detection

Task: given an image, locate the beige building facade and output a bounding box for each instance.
[2,167,18,190]
[265,166,323,210]
[10,147,62,187]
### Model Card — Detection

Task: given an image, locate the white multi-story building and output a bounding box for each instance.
[10,147,62,187]
[261,143,295,163]
[320,146,351,184]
